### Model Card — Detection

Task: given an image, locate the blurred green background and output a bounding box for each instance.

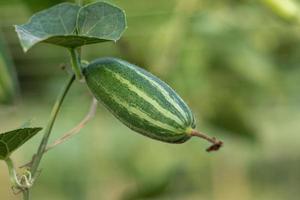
[1,0,300,199]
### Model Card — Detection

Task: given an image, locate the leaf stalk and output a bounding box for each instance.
[69,48,84,82]
[5,157,20,188]
[5,157,30,200]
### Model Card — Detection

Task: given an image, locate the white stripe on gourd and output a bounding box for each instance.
[109,93,181,134]
[105,68,185,127]
[90,73,181,134]
[119,60,190,122]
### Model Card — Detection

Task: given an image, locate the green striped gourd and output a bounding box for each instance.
[84,58,222,150]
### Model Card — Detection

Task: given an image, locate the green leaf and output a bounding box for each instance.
[0,127,42,160]
[15,2,126,52]
[76,2,126,41]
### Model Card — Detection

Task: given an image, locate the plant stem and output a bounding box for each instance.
[69,48,84,82]
[22,189,29,200]
[19,98,97,169]
[5,157,29,199]
[45,98,97,152]
[5,157,19,187]
[30,75,75,178]
[190,130,223,152]
[76,0,83,6]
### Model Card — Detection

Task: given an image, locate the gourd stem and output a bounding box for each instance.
[69,48,84,82]
[30,75,75,178]
[190,130,223,152]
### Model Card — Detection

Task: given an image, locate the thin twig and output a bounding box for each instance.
[69,48,84,82]
[76,0,83,6]
[20,98,98,169]
[30,75,75,178]
[45,98,98,152]
[22,189,29,200]
[190,130,223,152]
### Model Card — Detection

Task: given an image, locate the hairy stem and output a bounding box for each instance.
[69,48,84,82]
[30,75,75,178]
[190,130,223,152]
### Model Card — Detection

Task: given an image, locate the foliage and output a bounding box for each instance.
[0,127,42,160]
[15,2,126,52]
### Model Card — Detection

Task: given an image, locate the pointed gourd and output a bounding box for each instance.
[84,57,222,151]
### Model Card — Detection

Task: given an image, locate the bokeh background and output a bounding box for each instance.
[1,0,300,199]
